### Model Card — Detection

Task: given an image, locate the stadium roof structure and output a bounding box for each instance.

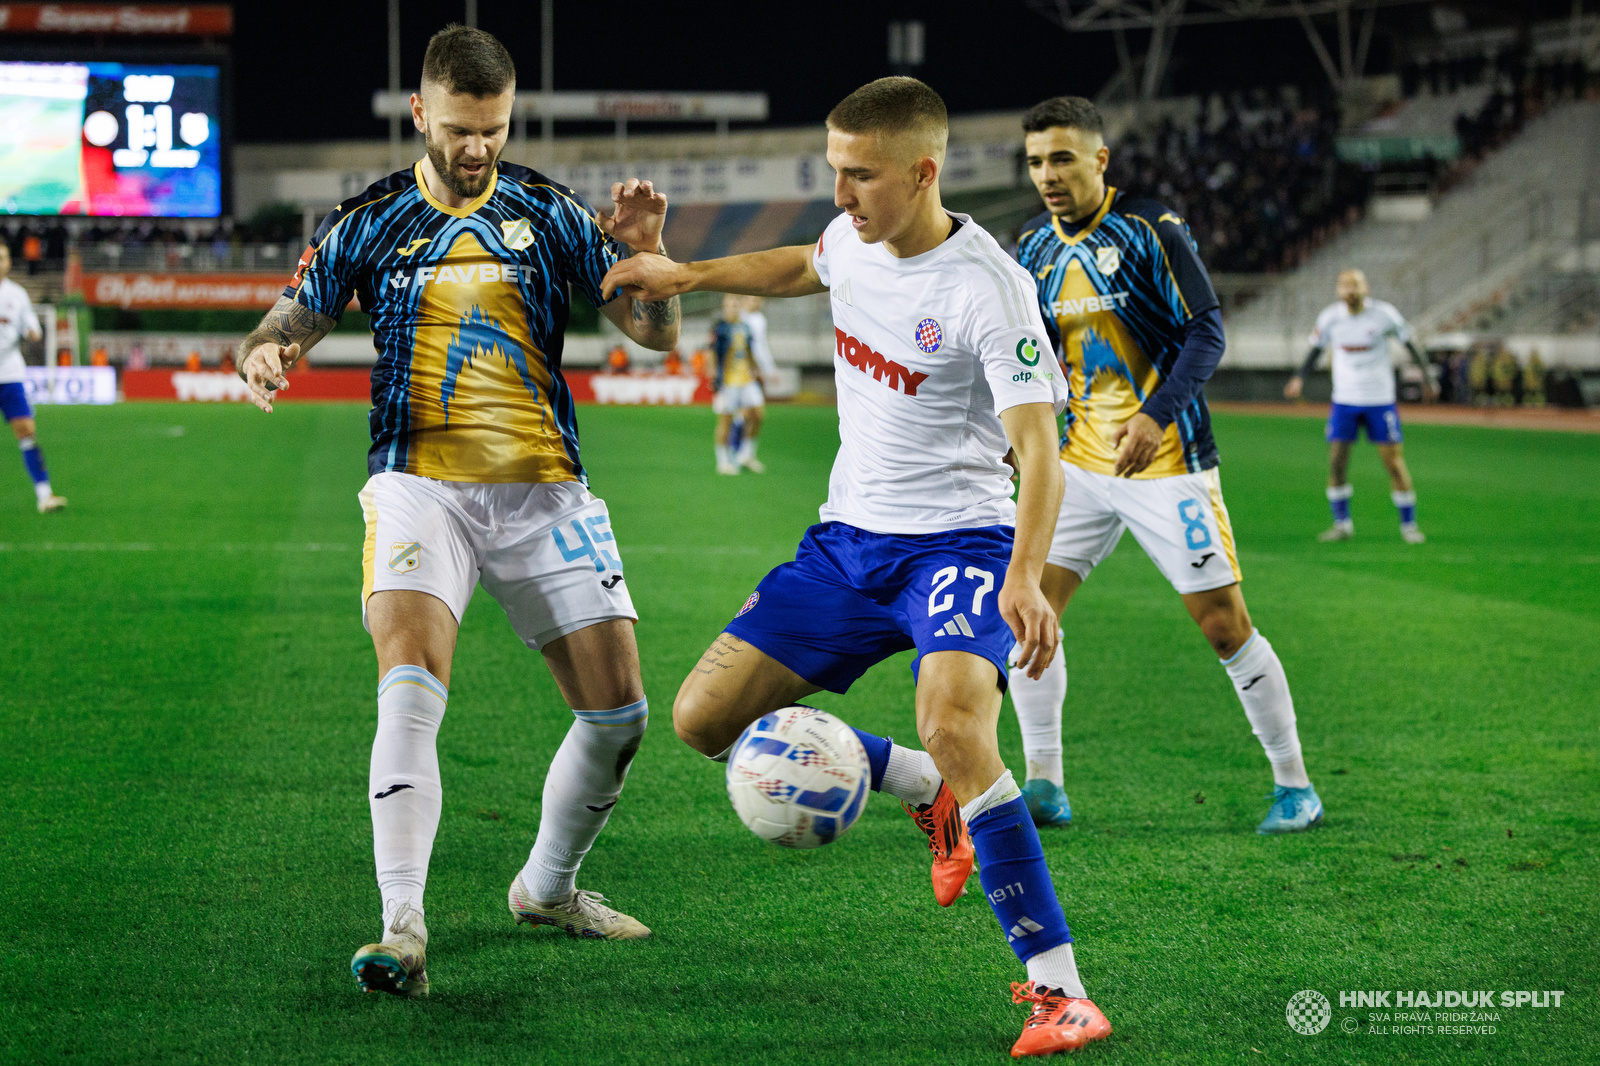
[1025,0,1432,101]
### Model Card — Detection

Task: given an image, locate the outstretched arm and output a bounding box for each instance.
[999,402,1065,680]
[602,245,826,304]
[238,296,339,413]
[1284,345,1324,400]
[1404,339,1437,400]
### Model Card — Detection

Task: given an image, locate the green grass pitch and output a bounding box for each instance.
[1,402,1595,1064]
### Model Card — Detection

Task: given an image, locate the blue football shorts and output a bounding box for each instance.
[1326,402,1402,444]
[724,521,1019,694]
[0,381,33,422]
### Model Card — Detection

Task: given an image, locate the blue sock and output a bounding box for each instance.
[19,437,48,485]
[852,728,890,791]
[1392,490,1417,525]
[1326,484,1352,523]
[969,796,1072,962]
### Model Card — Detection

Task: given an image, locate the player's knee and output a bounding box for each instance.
[1199,606,1251,658]
[671,685,726,756]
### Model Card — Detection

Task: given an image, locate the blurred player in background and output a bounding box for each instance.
[236,25,679,998]
[711,294,777,474]
[0,245,66,514]
[1285,268,1432,543]
[605,77,1111,1058]
[1011,96,1322,836]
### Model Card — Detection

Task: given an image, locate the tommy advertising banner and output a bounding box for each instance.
[120,369,714,405]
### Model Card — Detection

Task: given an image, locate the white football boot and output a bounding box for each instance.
[1317,520,1353,542]
[37,494,67,514]
[508,873,650,940]
[1401,524,1426,544]
[351,899,429,997]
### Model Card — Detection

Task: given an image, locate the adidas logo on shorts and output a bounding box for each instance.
[936,614,975,638]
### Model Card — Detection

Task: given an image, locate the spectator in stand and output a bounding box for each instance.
[21,231,42,276]
[662,348,684,376]
[1105,91,1367,273]
[1524,350,1545,406]
[605,343,630,374]
[1490,347,1520,406]
[1468,348,1490,403]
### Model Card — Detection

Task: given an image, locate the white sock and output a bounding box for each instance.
[714,444,731,467]
[1027,942,1087,999]
[34,480,52,504]
[370,665,448,918]
[1220,630,1311,788]
[1008,636,1066,787]
[960,768,1023,825]
[880,742,942,807]
[737,437,757,462]
[521,699,649,903]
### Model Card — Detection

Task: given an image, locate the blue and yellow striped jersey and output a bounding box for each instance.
[1015,187,1220,478]
[711,318,755,390]
[285,160,620,484]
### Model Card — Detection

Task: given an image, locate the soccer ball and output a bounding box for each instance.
[726,706,871,849]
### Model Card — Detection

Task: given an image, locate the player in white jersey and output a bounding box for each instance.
[603,78,1111,1057]
[1285,268,1433,543]
[0,245,66,514]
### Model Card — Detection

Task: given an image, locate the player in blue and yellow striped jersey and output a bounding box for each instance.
[1008,96,1323,836]
[235,25,680,997]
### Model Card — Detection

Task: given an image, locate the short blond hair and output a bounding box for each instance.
[826,77,948,162]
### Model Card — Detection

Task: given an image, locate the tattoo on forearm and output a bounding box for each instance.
[632,295,680,330]
[240,297,337,373]
[618,240,679,336]
[692,633,742,675]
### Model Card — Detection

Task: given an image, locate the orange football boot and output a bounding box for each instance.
[1010,981,1112,1057]
[903,782,974,906]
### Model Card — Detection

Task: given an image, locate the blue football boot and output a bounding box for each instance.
[1256,784,1323,834]
[1021,778,1072,827]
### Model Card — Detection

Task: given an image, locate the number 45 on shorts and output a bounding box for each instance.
[553,515,620,572]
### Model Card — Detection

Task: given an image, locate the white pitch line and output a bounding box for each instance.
[0,541,787,556]
[0,542,356,553]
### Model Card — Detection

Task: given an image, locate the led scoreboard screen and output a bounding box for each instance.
[0,61,222,217]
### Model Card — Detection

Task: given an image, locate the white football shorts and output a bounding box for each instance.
[712,381,764,415]
[1049,460,1242,594]
[358,472,637,649]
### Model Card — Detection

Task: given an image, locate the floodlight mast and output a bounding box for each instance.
[1023,0,1429,101]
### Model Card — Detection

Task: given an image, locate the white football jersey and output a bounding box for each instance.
[0,278,41,384]
[812,212,1066,535]
[739,309,779,376]
[1309,298,1413,406]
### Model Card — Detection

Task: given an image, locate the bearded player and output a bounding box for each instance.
[1284,268,1432,543]
[1010,96,1322,836]
[605,78,1111,1057]
[237,25,679,997]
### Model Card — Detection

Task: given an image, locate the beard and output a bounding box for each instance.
[424,129,497,200]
